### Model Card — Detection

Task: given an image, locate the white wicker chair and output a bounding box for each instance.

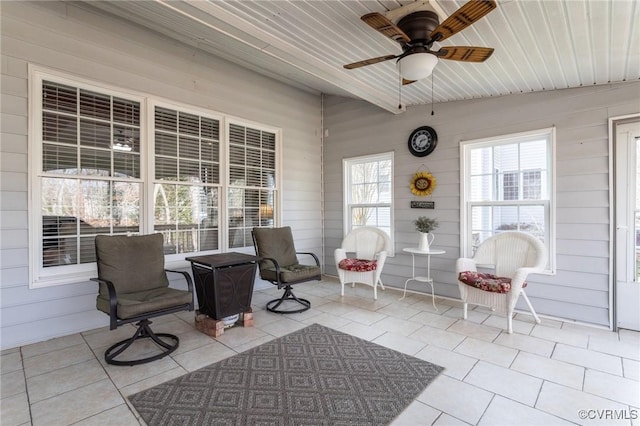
[334,227,391,300]
[456,231,546,333]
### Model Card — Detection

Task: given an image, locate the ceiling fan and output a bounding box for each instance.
[344,0,497,83]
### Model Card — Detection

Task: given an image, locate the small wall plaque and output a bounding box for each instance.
[411,201,435,209]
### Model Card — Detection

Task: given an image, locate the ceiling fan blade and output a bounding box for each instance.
[361,12,411,44]
[402,79,417,86]
[430,0,497,42]
[344,54,398,69]
[436,46,494,62]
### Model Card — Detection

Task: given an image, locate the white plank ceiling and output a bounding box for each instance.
[89,0,639,114]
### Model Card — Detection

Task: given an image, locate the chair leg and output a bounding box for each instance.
[507,314,513,334]
[266,285,311,314]
[105,319,179,366]
[375,278,385,300]
[521,290,541,324]
[341,282,344,296]
[378,278,385,291]
[373,281,377,300]
[462,302,468,319]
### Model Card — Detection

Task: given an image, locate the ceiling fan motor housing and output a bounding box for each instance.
[397,11,440,47]
[343,0,496,72]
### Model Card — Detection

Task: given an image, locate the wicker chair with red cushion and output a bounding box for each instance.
[335,227,391,300]
[456,231,546,333]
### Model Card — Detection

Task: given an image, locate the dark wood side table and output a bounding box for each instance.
[186,252,258,337]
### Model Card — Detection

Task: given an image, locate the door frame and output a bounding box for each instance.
[609,113,640,331]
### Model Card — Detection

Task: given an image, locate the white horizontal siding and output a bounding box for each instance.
[0,191,27,210]
[0,1,321,350]
[555,191,608,208]
[0,229,28,249]
[323,81,640,328]
[2,295,98,327]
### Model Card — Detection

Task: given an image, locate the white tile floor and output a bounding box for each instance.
[1,278,639,426]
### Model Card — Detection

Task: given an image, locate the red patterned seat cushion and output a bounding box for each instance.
[338,258,377,272]
[458,271,527,294]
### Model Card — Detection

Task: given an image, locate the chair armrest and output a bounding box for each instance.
[296,251,320,267]
[375,250,388,267]
[165,269,195,310]
[259,256,282,274]
[511,267,541,288]
[334,248,347,263]
[91,277,118,330]
[456,258,477,275]
[505,267,542,308]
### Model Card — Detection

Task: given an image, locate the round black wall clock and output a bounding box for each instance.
[408,126,438,157]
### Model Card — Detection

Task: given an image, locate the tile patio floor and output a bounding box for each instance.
[1,278,639,425]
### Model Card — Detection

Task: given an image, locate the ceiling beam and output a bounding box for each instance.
[156,0,405,114]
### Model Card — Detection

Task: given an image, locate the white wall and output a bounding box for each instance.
[0,1,322,350]
[323,82,640,328]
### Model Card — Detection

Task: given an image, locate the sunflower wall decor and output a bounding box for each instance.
[410,171,437,197]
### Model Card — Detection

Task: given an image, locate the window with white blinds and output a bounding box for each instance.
[461,128,555,273]
[153,105,221,255]
[30,70,280,287]
[40,80,142,270]
[342,152,394,255]
[227,123,277,248]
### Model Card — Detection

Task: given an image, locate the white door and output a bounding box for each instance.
[615,120,640,331]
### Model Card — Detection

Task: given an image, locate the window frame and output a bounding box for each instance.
[28,66,281,288]
[225,118,281,250]
[342,151,394,256]
[29,69,148,287]
[148,99,225,263]
[460,127,556,274]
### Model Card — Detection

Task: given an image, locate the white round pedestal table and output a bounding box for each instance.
[401,247,446,311]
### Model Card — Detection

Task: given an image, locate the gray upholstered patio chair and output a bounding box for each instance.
[92,233,194,365]
[252,226,321,314]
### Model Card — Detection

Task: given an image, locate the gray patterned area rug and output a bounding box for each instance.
[128,323,444,426]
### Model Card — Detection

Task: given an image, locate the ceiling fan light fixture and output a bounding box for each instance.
[397,52,438,81]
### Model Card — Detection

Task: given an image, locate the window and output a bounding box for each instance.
[36,79,143,277]
[29,69,280,287]
[502,172,519,200]
[227,123,277,248]
[461,128,555,273]
[343,152,394,254]
[152,104,221,257]
[501,170,542,201]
